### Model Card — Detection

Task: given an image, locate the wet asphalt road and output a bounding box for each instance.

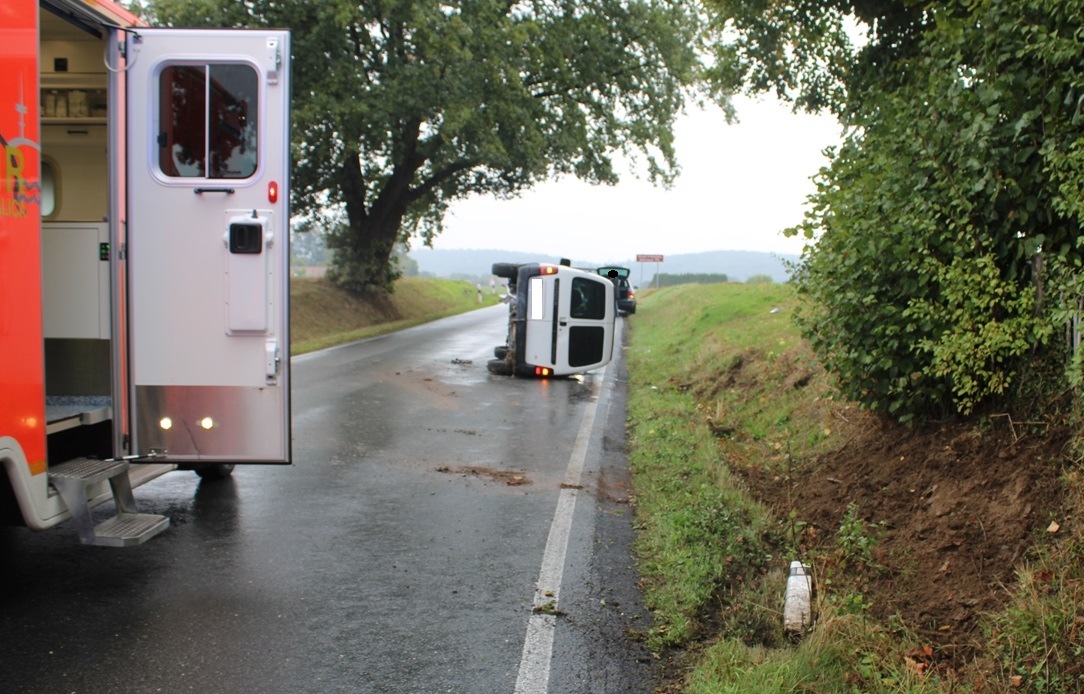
[0,305,653,693]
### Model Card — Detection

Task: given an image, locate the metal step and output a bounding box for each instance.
[49,457,129,487]
[93,512,170,547]
[48,457,169,547]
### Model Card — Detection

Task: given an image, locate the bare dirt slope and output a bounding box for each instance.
[738,414,1070,675]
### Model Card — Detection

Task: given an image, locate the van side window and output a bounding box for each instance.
[41,160,56,217]
[158,63,258,179]
[570,277,606,320]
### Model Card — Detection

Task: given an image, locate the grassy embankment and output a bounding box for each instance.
[290,276,500,355]
[627,283,1084,692]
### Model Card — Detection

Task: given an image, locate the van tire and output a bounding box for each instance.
[487,358,513,376]
[494,345,509,359]
[491,262,519,280]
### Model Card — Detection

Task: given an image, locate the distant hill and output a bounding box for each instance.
[408,248,799,284]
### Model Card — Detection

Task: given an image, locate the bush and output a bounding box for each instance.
[788,0,1083,423]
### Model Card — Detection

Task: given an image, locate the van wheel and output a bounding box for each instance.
[487,358,513,376]
[492,262,519,280]
[494,345,509,359]
[195,464,235,480]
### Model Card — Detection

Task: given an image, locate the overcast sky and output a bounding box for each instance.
[418,95,843,265]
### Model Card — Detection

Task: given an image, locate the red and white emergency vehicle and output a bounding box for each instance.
[1,0,292,545]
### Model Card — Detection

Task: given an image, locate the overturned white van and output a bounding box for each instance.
[488,260,616,377]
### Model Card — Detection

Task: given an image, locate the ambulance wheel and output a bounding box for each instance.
[491,262,519,280]
[487,358,514,376]
[195,463,235,480]
[494,345,509,359]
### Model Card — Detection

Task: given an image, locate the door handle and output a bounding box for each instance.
[559,319,568,327]
[265,339,279,383]
[194,187,236,195]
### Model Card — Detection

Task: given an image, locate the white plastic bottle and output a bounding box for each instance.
[783,560,812,634]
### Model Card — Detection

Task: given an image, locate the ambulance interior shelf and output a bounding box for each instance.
[45,395,111,435]
[40,73,107,123]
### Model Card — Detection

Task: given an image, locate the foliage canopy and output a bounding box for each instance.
[712,0,1084,422]
[144,0,711,293]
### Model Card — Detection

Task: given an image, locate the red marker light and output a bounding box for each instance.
[534,366,552,377]
[540,265,558,275]
[268,181,279,203]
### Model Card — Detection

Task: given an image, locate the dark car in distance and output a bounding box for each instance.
[597,266,636,315]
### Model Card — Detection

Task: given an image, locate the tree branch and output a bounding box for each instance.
[406,159,479,204]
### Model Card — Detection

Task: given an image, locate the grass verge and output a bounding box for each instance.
[626,283,804,652]
[626,283,1084,691]
[290,276,500,355]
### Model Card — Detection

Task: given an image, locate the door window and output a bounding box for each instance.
[529,276,546,320]
[158,63,258,179]
[41,160,56,217]
[570,277,606,319]
[568,326,605,367]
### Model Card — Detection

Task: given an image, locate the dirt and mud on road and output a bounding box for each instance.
[738,413,1071,677]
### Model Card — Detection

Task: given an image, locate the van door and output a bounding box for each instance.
[521,270,559,372]
[124,29,290,463]
[555,271,614,373]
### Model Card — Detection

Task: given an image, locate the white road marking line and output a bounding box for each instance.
[514,366,608,694]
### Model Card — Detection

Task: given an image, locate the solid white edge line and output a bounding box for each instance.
[513,364,609,694]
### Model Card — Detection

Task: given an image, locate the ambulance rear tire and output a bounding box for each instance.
[494,345,509,359]
[195,463,235,480]
[487,358,514,376]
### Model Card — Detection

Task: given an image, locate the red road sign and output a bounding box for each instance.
[636,254,664,262]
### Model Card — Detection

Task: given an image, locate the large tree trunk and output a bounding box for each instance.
[328,213,404,295]
[328,149,415,295]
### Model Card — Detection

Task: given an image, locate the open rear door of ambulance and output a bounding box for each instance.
[124,29,291,464]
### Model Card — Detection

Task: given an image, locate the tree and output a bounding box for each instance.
[145,0,710,294]
[705,0,929,117]
[712,0,1084,421]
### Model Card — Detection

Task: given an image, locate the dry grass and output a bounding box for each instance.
[290,276,499,354]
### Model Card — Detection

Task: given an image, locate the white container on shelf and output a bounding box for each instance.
[68,89,88,117]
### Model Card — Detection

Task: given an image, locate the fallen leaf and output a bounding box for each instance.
[1047,521,1060,534]
[1010,675,1023,688]
[904,656,926,676]
[532,601,566,617]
